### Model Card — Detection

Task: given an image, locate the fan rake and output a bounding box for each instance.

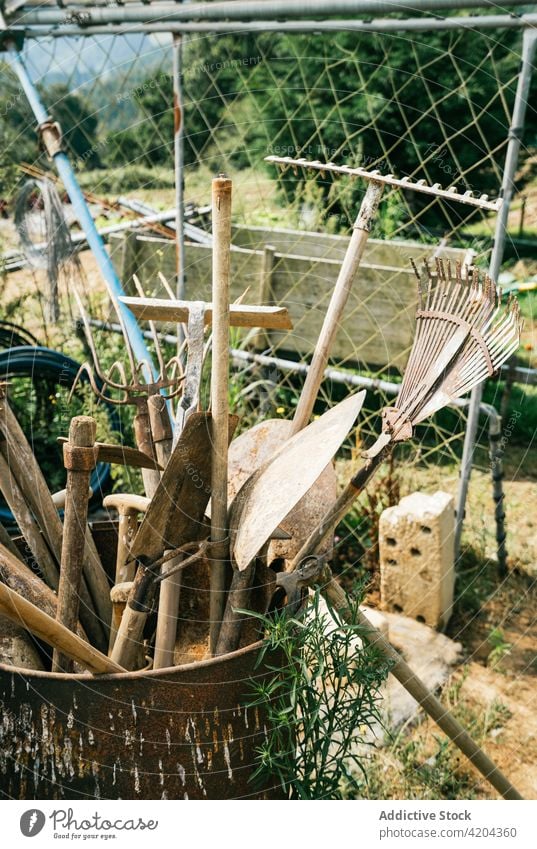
[234,258,522,570]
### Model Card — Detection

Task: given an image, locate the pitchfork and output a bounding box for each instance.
[71,282,184,497]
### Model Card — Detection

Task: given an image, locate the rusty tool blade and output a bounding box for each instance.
[227,418,337,563]
[231,391,366,571]
[111,412,238,669]
[131,413,238,564]
[57,438,163,471]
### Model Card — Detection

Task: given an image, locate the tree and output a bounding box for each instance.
[46,83,100,168]
[0,70,101,199]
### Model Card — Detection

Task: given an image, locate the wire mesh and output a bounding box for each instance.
[0,26,530,574]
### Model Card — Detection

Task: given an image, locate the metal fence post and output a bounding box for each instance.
[454,28,537,557]
[172,33,186,355]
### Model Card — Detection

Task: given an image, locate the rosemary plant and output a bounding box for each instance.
[245,586,391,799]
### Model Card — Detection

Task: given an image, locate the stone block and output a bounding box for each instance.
[379,490,455,630]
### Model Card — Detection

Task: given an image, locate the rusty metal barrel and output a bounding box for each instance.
[0,524,284,800]
[0,641,283,800]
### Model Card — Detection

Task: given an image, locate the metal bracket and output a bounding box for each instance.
[382,406,414,442]
[275,554,331,613]
[361,407,412,459]
[38,119,63,159]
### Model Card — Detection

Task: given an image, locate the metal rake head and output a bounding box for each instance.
[265,155,502,212]
[365,258,522,457]
[71,278,184,406]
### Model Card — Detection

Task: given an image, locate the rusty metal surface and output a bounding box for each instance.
[231,393,365,570]
[2,519,282,800]
[228,419,336,564]
[0,639,284,800]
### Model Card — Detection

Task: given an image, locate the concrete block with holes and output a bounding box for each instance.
[379,491,455,630]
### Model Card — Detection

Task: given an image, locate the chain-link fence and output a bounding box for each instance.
[0,22,533,578]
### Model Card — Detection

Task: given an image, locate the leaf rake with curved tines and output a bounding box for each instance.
[362,258,523,459]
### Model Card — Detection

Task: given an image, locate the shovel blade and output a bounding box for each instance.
[231,391,366,571]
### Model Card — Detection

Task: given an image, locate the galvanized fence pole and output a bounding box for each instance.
[4,41,157,377]
[9,0,534,27]
[172,32,186,354]
[455,28,537,557]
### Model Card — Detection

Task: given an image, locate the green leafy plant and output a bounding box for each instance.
[487,628,512,670]
[244,587,391,799]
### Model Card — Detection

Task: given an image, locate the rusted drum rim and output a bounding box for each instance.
[0,637,265,682]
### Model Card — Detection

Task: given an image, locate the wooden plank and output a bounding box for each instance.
[269,253,417,370]
[252,244,276,349]
[120,296,292,330]
[120,236,265,305]
[114,230,469,370]
[231,225,470,265]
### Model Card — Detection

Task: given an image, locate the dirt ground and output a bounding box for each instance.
[351,444,537,800]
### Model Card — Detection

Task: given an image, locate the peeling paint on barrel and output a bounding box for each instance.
[0,638,284,799]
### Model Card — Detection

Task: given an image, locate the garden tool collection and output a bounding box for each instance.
[119,176,293,657]
[215,391,366,656]
[0,165,523,802]
[109,411,234,670]
[72,283,184,498]
[213,153,507,653]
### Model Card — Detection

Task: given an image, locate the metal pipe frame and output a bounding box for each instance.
[8,13,537,37]
[454,28,537,557]
[7,0,534,27]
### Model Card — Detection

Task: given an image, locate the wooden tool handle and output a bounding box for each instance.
[0,521,24,562]
[290,180,384,436]
[53,416,97,673]
[289,451,385,571]
[148,394,173,468]
[210,175,233,654]
[0,391,109,650]
[110,559,156,670]
[153,556,183,669]
[149,393,178,668]
[0,542,86,638]
[110,605,148,671]
[215,562,254,657]
[0,581,123,675]
[323,577,522,801]
[0,450,60,590]
[133,398,161,498]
